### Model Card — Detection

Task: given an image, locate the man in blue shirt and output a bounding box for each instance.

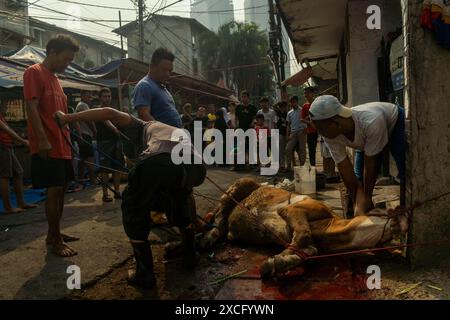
[132,48,182,128]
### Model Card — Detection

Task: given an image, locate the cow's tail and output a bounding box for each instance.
[199,178,260,250]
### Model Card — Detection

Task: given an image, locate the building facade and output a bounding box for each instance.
[190,0,234,32]
[113,14,211,79]
[0,0,30,55]
[28,18,124,68]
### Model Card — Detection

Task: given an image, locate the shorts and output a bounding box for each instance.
[97,139,125,172]
[0,145,24,178]
[31,155,74,189]
[78,134,94,159]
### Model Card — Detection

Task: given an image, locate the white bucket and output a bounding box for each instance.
[294,165,316,194]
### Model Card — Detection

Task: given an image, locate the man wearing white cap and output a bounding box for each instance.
[308,95,405,216]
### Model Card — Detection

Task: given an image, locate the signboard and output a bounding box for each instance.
[389,34,405,92]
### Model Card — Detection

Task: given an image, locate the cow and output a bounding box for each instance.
[198,178,408,278]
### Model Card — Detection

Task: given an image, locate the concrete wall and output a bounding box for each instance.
[403,0,450,266]
[0,0,29,55]
[345,0,402,107]
[29,22,123,68]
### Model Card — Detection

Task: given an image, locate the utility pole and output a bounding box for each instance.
[268,0,287,99]
[276,8,286,83]
[119,11,125,59]
[268,0,281,86]
[138,0,145,62]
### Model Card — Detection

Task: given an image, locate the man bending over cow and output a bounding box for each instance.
[55,107,206,289]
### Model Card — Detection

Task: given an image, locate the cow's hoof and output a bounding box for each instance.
[198,228,220,250]
[260,257,275,279]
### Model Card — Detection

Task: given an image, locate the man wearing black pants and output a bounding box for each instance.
[301,87,318,166]
[55,107,206,289]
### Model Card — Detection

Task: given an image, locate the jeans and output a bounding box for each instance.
[285,130,307,168]
[307,132,319,166]
[354,105,406,185]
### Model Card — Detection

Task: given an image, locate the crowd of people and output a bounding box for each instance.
[178,89,333,173]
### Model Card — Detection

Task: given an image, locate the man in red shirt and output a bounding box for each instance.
[301,87,318,166]
[24,35,80,257]
[0,103,36,214]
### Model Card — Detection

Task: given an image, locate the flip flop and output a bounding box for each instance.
[102,195,113,203]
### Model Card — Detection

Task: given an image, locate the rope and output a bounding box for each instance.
[204,176,308,258]
[70,129,130,173]
[58,124,128,196]
[204,175,450,262]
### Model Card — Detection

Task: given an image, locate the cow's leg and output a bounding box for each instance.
[279,199,334,249]
[260,199,334,278]
[260,246,318,278]
[198,178,260,250]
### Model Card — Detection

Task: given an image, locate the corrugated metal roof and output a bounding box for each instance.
[276,0,347,62]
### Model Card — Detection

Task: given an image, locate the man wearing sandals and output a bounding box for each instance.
[93,88,124,203]
[23,35,80,257]
[55,107,206,289]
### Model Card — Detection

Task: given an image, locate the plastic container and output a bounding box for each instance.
[294,164,316,194]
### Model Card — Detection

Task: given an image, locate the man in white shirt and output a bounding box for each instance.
[256,96,278,130]
[75,90,96,184]
[309,95,405,216]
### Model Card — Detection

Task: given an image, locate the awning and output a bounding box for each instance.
[0,57,102,90]
[281,57,338,87]
[276,0,347,62]
[282,67,313,86]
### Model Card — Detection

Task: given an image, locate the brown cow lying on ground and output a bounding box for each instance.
[198,178,408,278]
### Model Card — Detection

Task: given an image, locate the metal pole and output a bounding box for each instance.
[138,0,145,62]
[276,7,285,83]
[119,10,125,59]
[268,0,281,88]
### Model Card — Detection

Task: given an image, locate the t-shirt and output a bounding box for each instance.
[301,103,317,134]
[142,120,202,163]
[121,116,201,163]
[23,63,71,159]
[75,101,94,137]
[181,113,194,133]
[324,102,399,164]
[255,124,270,139]
[220,107,230,124]
[132,75,182,128]
[275,110,288,136]
[286,107,306,133]
[236,104,257,130]
[256,108,278,130]
[193,116,208,132]
[228,112,237,128]
[0,114,13,147]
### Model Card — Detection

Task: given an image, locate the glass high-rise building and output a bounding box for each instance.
[190,0,234,32]
[244,0,291,78]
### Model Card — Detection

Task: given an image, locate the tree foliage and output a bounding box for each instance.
[199,21,274,97]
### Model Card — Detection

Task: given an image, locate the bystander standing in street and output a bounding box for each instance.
[301,87,319,166]
[75,90,96,185]
[0,103,37,214]
[24,34,80,257]
[94,88,124,203]
[132,48,182,128]
[285,96,307,172]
